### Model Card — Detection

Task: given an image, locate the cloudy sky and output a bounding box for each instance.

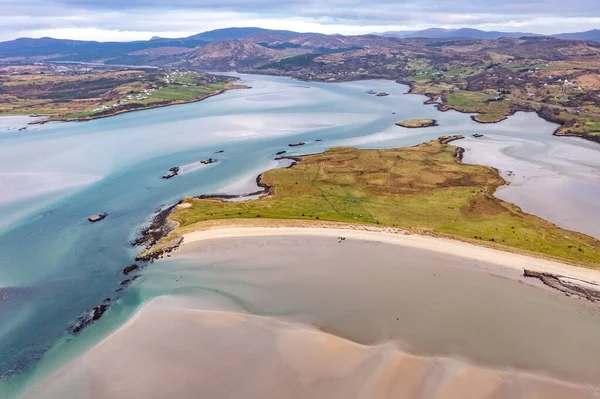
[0,0,599,41]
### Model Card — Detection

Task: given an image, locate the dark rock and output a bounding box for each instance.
[523,269,600,302]
[288,142,305,147]
[135,237,184,262]
[472,134,484,138]
[70,298,111,334]
[123,264,139,275]
[162,166,180,179]
[88,212,108,223]
[438,135,465,145]
[131,204,178,249]
[276,150,287,155]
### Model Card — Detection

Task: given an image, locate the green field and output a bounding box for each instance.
[445,92,512,122]
[160,141,600,267]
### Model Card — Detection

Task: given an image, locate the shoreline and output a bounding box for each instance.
[399,78,598,143]
[27,82,248,125]
[25,299,600,399]
[23,237,600,398]
[175,224,600,288]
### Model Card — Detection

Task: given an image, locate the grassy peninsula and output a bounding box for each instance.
[152,140,600,267]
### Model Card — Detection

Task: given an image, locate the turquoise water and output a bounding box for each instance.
[1,74,599,396]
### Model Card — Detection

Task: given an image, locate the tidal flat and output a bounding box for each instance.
[2,74,600,397]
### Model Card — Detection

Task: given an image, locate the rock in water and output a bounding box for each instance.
[88,213,108,223]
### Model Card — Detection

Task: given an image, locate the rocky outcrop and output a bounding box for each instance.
[455,147,465,160]
[122,264,139,275]
[376,92,389,97]
[88,213,108,223]
[135,237,184,262]
[288,142,305,147]
[200,158,217,164]
[523,269,600,302]
[473,134,484,138]
[162,167,180,179]
[131,204,179,250]
[276,150,287,155]
[70,298,111,333]
[438,135,465,144]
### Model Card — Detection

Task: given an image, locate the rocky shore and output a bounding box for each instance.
[524,269,600,302]
[68,204,182,334]
[438,135,465,144]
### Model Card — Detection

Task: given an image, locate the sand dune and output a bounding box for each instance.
[24,299,600,399]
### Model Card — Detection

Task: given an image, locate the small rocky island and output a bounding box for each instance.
[395,119,438,128]
[367,90,377,95]
[473,134,484,138]
[162,167,180,179]
[88,213,108,223]
[288,142,306,147]
[200,158,217,165]
[376,92,389,97]
[276,150,287,155]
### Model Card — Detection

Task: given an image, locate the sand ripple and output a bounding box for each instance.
[24,298,600,399]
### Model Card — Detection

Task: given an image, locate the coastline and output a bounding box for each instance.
[138,139,600,270]
[23,234,600,398]
[399,78,598,143]
[176,224,600,287]
[28,82,248,125]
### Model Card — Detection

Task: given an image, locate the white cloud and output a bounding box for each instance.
[0,1,599,41]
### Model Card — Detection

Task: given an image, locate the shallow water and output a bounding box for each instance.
[1,74,600,396]
[148,236,600,385]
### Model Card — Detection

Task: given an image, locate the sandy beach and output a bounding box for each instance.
[24,298,600,399]
[23,227,600,398]
[181,226,600,284]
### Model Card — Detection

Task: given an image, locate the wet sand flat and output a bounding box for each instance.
[25,300,600,399]
[24,232,600,398]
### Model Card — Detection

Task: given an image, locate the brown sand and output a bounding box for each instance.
[25,299,600,399]
[24,231,600,398]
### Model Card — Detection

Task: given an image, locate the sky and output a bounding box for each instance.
[0,0,599,42]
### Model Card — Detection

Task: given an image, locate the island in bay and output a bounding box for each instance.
[395,119,438,128]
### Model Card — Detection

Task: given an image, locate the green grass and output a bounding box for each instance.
[167,141,600,267]
[61,82,227,119]
[445,92,512,122]
[149,83,225,102]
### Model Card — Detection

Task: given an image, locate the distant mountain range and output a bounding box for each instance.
[553,29,600,41]
[380,28,600,41]
[0,26,599,69]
